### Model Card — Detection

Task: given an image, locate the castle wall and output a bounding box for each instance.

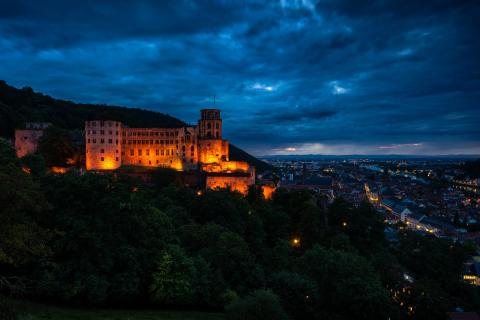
[85,120,122,170]
[206,167,255,195]
[15,129,44,158]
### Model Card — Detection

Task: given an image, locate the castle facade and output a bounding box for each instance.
[85,109,255,193]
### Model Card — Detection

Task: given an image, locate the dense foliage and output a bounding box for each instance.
[0,138,479,319]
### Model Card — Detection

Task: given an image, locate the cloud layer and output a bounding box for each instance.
[1,0,479,155]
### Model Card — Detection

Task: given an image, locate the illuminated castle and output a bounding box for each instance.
[85,109,255,193]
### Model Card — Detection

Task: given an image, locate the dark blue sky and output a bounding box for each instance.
[1,0,479,156]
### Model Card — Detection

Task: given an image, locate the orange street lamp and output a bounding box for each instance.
[292,237,301,247]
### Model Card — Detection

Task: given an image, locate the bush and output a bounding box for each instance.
[226,289,289,320]
[0,298,18,320]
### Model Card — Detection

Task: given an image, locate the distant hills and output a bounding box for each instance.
[0,80,271,173]
[261,154,480,161]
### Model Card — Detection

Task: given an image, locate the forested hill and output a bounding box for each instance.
[0,80,271,172]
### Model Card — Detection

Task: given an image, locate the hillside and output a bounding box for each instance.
[0,80,271,172]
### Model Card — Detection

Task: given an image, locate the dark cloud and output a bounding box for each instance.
[0,0,479,155]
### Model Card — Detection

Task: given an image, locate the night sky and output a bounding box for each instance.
[1,0,479,156]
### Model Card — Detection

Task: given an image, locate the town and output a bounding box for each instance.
[261,157,480,241]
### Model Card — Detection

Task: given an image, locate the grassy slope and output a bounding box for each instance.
[7,298,225,320]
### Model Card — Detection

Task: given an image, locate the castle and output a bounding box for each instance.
[85,109,255,193]
[14,109,256,194]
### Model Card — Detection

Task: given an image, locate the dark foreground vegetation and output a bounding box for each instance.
[1,138,479,320]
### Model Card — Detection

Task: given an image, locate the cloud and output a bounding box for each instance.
[0,0,479,156]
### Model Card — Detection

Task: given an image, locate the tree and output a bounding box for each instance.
[0,139,50,267]
[150,245,197,306]
[296,245,396,319]
[37,126,76,166]
[226,289,290,320]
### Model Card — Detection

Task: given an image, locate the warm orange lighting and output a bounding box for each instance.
[196,190,203,196]
[291,237,301,247]
[21,166,31,174]
[342,222,347,227]
[50,166,67,174]
[262,185,276,200]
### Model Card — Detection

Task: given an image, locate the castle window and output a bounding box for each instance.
[115,123,118,127]
[122,151,125,156]
[116,157,119,161]
[146,149,150,156]
[150,132,154,136]
[166,150,169,156]
[175,131,178,136]
[93,139,96,143]
[150,140,153,144]
[101,138,105,143]
[100,121,104,127]
[93,130,96,134]
[87,139,90,143]
[122,139,126,144]
[216,132,219,138]
[88,130,91,134]
[116,149,118,153]
[109,130,113,135]
[100,130,105,135]
[216,123,219,129]
[108,122,112,127]
[101,149,104,153]
[149,160,151,165]
[108,139,112,144]
[138,149,142,156]
[115,139,118,145]
[156,160,159,164]
[207,131,211,137]
[138,160,142,164]
[133,140,136,145]
[130,149,134,156]
[156,149,159,156]
[101,157,104,161]
[155,132,159,136]
[155,140,159,144]
[191,146,194,151]
[207,123,211,129]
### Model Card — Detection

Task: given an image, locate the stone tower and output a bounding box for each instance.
[85,120,122,170]
[197,109,228,163]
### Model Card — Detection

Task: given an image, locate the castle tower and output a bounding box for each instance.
[85,120,122,170]
[197,109,228,163]
[198,109,222,139]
